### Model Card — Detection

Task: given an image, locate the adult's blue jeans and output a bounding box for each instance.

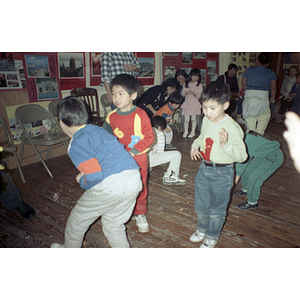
[194,162,234,241]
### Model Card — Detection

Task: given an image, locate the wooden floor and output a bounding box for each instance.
[1,118,300,248]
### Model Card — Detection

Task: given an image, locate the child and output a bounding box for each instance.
[181,68,203,138]
[149,116,186,185]
[51,97,142,248]
[234,130,284,209]
[153,91,183,149]
[190,81,247,248]
[102,74,155,233]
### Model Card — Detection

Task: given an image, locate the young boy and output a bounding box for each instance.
[102,74,155,233]
[234,130,284,209]
[190,81,247,248]
[153,91,183,149]
[51,97,142,248]
[149,116,186,185]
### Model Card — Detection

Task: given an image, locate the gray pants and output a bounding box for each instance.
[63,169,142,248]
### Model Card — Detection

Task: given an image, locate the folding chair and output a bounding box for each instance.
[100,93,111,118]
[15,104,70,179]
[70,87,105,125]
[0,113,26,183]
[48,99,61,124]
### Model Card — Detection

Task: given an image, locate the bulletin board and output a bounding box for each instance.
[162,52,219,87]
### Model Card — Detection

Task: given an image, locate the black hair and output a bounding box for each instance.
[57,96,89,127]
[175,69,188,80]
[161,77,181,94]
[228,63,238,71]
[185,68,201,87]
[168,91,183,105]
[151,115,167,130]
[288,65,299,76]
[200,81,231,105]
[257,52,272,66]
[109,74,139,97]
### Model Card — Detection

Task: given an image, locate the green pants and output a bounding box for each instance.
[241,151,284,204]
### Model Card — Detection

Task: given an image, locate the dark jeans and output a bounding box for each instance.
[278,99,294,115]
[194,162,234,241]
[0,160,22,210]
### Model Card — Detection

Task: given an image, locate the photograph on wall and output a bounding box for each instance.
[58,52,84,78]
[182,52,193,64]
[164,66,176,80]
[91,52,102,76]
[0,59,27,89]
[25,55,50,78]
[138,57,154,78]
[194,52,206,59]
[36,78,59,100]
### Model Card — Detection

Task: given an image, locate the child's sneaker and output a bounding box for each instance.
[50,243,64,248]
[188,133,195,138]
[183,132,188,138]
[189,229,205,242]
[163,171,186,185]
[276,115,284,123]
[233,188,247,196]
[238,201,259,209]
[200,238,217,248]
[165,144,177,150]
[133,214,149,233]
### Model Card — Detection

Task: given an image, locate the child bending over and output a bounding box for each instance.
[149,116,186,185]
[190,81,247,248]
[51,97,142,248]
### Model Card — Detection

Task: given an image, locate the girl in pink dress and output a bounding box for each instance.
[181,68,203,138]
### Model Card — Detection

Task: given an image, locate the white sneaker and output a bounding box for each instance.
[133,214,149,233]
[189,229,205,242]
[183,132,188,138]
[163,171,186,185]
[188,133,195,138]
[50,242,64,248]
[200,238,217,248]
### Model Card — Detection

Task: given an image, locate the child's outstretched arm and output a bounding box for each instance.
[190,147,202,161]
[284,111,300,174]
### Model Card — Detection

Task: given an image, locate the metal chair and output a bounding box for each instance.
[70,87,105,125]
[100,93,111,118]
[15,104,70,179]
[0,113,26,183]
[48,99,61,123]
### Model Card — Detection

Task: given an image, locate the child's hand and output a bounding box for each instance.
[219,128,228,147]
[164,127,172,133]
[76,172,84,183]
[170,119,176,124]
[190,147,201,161]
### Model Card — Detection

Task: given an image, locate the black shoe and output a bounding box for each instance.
[238,201,258,210]
[16,201,36,219]
[233,189,247,196]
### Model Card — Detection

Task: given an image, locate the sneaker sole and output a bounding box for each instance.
[138,225,149,233]
[163,182,186,185]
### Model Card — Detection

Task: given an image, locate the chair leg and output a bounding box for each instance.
[13,152,26,183]
[28,142,54,178]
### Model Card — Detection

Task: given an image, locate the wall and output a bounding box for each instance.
[0,52,230,169]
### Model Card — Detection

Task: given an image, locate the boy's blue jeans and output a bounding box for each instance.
[194,162,234,241]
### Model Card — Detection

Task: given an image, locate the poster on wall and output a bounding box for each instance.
[0,52,27,90]
[136,52,155,86]
[90,52,102,86]
[24,53,62,102]
[58,52,86,90]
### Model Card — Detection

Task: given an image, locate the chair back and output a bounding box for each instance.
[48,99,61,120]
[0,113,14,146]
[70,87,100,118]
[100,93,111,118]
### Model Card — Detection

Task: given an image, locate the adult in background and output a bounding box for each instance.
[101,52,141,109]
[0,149,35,220]
[137,78,180,118]
[217,63,240,117]
[276,65,298,123]
[242,52,277,135]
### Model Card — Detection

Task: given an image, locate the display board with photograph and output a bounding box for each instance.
[163,52,219,87]
[136,52,155,86]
